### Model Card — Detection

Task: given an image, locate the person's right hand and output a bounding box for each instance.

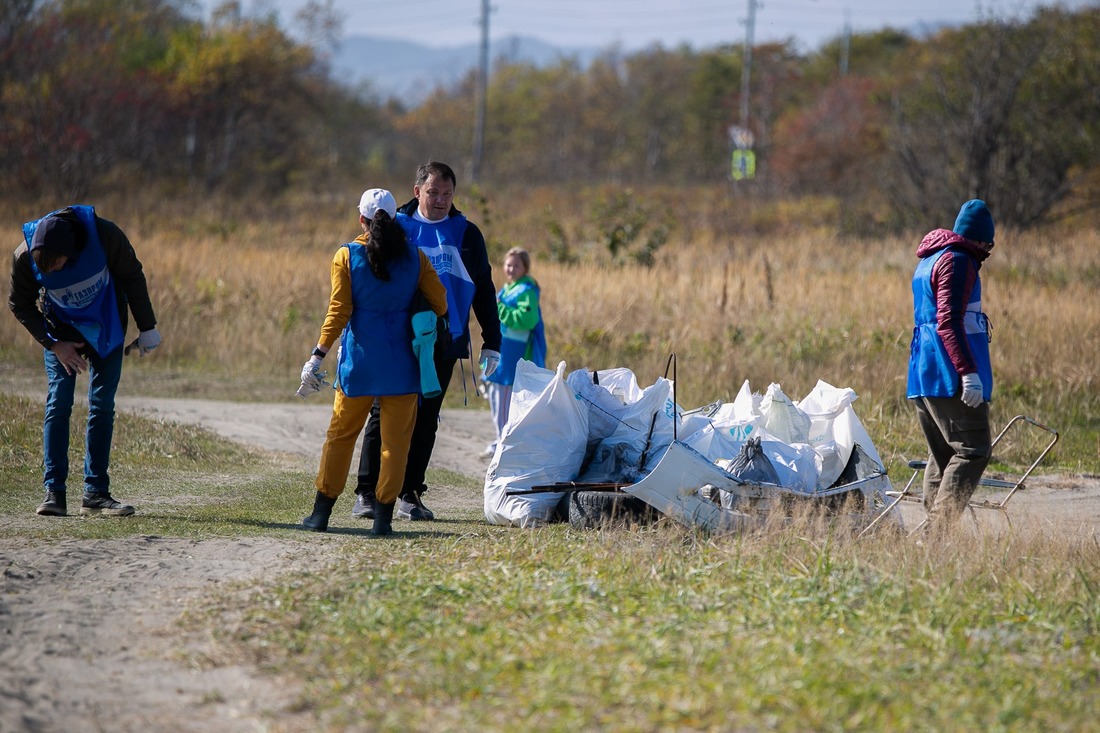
[960,372,984,408]
[51,341,88,375]
[300,355,327,394]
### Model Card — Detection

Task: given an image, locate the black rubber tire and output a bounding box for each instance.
[567,490,658,530]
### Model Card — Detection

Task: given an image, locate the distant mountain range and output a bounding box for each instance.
[329,34,605,103]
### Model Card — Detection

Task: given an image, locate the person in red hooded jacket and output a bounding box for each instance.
[906,199,995,529]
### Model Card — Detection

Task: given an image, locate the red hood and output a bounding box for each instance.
[916,228,991,262]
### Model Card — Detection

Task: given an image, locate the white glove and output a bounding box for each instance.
[299,355,327,396]
[137,328,161,356]
[960,372,984,408]
[479,349,501,378]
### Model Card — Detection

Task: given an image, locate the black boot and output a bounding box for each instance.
[36,491,67,517]
[302,491,337,532]
[371,501,395,536]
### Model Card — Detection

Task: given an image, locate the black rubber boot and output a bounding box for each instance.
[371,501,395,536]
[302,491,338,532]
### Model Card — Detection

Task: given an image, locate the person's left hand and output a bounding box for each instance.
[480,349,501,378]
[960,372,984,408]
[137,328,161,356]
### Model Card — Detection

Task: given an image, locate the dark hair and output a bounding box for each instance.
[415,161,457,188]
[31,247,66,273]
[365,209,409,280]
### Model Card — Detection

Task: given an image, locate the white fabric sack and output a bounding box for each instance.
[681,380,766,457]
[566,368,630,446]
[576,370,676,483]
[484,360,588,527]
[797,379,884,488]
[760,383,812,444]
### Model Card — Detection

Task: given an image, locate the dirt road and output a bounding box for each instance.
[0,400,497,733]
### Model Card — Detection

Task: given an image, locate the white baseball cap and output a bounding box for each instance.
[357,188,397,220]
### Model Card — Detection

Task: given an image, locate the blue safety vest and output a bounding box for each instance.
[336,242,422,397]
[23,205,124,357]
[907,248,992,400]
[397,213,474,344]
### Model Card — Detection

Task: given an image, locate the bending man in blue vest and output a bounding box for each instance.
[906,199,995,530]
[352,161,503,522]
[8,206,160,517]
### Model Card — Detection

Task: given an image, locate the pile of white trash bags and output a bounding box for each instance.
[484,360,885,528]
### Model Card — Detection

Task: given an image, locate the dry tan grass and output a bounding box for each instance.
[3,190,1097,469]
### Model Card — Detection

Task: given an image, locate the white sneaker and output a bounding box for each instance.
[480,444,496,458]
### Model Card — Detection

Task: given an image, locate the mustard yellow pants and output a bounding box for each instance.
[315,390,418,506]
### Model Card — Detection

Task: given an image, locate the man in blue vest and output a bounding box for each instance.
[8,206,160,517]
[352,162,502,521]
[906,199,995,530]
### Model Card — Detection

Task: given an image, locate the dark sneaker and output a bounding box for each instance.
[80,493,135,516]
[351,492,375,520]
[36,491,67,517]
[396,492,435,521]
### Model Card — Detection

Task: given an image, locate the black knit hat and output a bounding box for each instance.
[30,213,82,258]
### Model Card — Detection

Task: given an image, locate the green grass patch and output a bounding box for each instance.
[0,391,312,540]
[190,524,1100,732]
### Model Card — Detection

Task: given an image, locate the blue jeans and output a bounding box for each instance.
[43,345,124,495]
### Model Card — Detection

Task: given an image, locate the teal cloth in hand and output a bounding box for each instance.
[411,310,441,398]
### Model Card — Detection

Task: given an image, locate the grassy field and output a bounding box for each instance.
[2,189,1099,730]
[1,390,1097,731]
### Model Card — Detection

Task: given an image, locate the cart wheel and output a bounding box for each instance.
[568,491,658,530]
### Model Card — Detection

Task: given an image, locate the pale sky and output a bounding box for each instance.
[214,0,1096,51]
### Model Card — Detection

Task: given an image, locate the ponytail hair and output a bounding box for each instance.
[365,210,408,280]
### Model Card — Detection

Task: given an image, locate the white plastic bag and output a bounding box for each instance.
[484,361,588,527]
[715,439,819,494]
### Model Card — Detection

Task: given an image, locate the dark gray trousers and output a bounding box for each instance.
[913,396,992,526]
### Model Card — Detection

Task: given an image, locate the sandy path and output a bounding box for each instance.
[1,397,1097,733]
[0,400,496,733]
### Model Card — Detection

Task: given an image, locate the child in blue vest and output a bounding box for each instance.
[482,248,547,457]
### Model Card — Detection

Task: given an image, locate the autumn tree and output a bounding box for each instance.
[886,7,1100,227]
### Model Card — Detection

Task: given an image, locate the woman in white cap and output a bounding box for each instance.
[299,189,447,536]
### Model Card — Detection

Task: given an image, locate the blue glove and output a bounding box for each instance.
[960,373,984,408]
[137,328,161,356]
[479,349,501,378]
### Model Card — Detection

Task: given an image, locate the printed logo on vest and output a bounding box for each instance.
[48,266,109,309]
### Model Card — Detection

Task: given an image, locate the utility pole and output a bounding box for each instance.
[739,0,757,129]
[471,0,491,183]
[840,9,851,77]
